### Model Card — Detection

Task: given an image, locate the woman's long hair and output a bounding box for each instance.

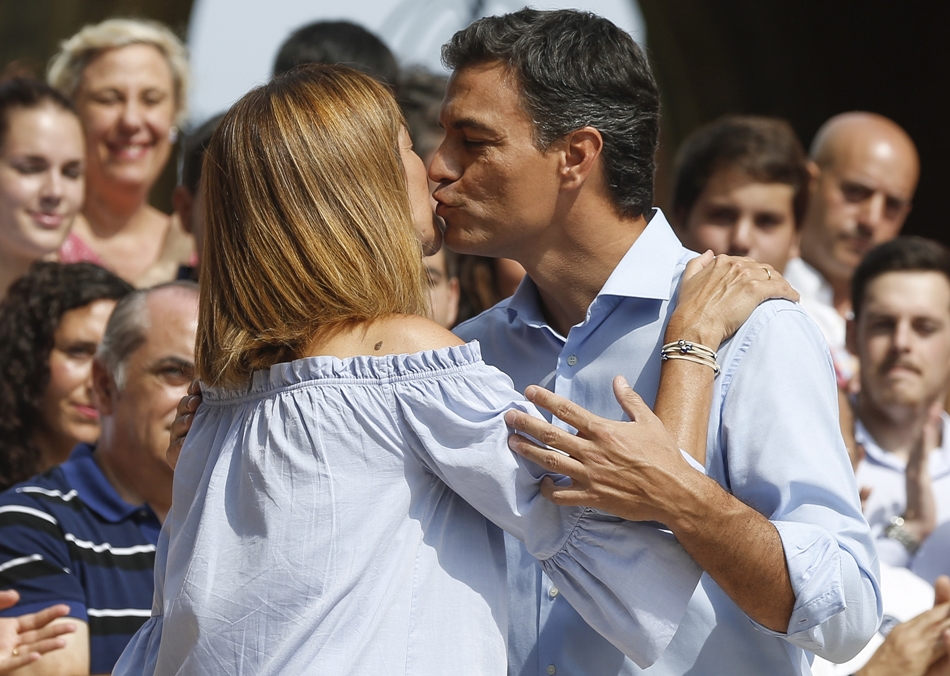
[197,65,428,387]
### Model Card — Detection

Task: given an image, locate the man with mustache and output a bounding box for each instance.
[847,237,950,570]
[784,112,919,376]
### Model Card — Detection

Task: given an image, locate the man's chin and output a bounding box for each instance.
[834,244,870,272]
[871,385,928,410]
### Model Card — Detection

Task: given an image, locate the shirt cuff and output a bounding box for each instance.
[679,449,707,474]
[749,521,846,646]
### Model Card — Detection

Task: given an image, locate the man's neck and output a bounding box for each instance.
[801,253,853,318]
[829,280,853,318]
[857,396,934,463]
[94,433,172,523]
[524,210,648,336]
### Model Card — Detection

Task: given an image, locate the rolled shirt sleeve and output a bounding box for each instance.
[717,301,881,662]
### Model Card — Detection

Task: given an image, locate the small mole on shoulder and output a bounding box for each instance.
[374,341,383,351]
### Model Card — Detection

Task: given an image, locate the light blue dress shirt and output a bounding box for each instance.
[454,210,882,676]
[114,343,702,675]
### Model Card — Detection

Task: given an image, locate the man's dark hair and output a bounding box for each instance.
[398,67,447,161]
[672,115,810,228]
[0,262,133,490]
[442,8,659,218]
[179,113,224,193]
[272,20,399,89]
[852,237,950,318]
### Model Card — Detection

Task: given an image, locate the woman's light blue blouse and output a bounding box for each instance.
[114,342,701,675]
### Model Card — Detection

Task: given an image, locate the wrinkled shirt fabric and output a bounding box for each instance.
[454,210,881,676]
[113,343,702,675]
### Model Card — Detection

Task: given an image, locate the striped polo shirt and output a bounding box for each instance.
[0,443,160,674]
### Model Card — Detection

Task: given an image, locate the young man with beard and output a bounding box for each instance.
[848,237,950,570]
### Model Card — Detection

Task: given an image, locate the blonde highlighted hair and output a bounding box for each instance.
[47,18,189,125]
[198,65,428,387]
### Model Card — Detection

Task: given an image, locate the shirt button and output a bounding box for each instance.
[549,586,559,598]
[547,666,557,675]
[567,355,577,366]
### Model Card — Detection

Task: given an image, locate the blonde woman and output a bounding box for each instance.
[115,65,788,675]
[48,19,194,286]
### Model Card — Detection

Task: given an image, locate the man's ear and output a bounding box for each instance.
[91,358,117,416]
[559,126,603,191]
[807,160,821,192]
[788,228,802,261]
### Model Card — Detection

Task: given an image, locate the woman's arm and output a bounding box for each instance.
[655,253,797,464]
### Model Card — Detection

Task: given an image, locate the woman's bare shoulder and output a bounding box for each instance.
[383,314,465,353]
[305,314,464,359]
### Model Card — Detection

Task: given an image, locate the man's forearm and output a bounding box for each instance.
[653,336,793,630]
[662,468,795,632]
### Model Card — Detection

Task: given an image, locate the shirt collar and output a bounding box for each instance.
[505,208,685,327]
[59,443,152,523]
[855,412,950,474]
[785,257,834,307]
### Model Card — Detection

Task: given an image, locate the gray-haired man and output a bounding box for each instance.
[0,282,197,675]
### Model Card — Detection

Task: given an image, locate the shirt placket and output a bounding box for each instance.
[536,315,597,676]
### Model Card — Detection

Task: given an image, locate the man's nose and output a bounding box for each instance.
[859,192,887,230]
[428,141,457,185]
[892,320,913,351]
[728,219,753,255]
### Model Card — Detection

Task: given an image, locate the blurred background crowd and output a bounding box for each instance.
[1,1,950,675]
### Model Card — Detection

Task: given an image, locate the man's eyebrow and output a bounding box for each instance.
[151,356,194,371]
[841,178,912,205]
[448,117,499,135]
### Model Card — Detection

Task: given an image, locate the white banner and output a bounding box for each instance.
[186,0,645,125]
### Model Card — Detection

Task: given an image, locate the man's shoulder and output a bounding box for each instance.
[0,455,111,543]
[453,300,513,342]
[727,297,826,351]
[0,466,74,512]
[717,298,834,384]
[0,467,86,556]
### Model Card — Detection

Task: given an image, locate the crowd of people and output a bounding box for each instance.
[0,7,947,676]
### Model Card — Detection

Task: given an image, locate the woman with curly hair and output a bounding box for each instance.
[0,261,132,490]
